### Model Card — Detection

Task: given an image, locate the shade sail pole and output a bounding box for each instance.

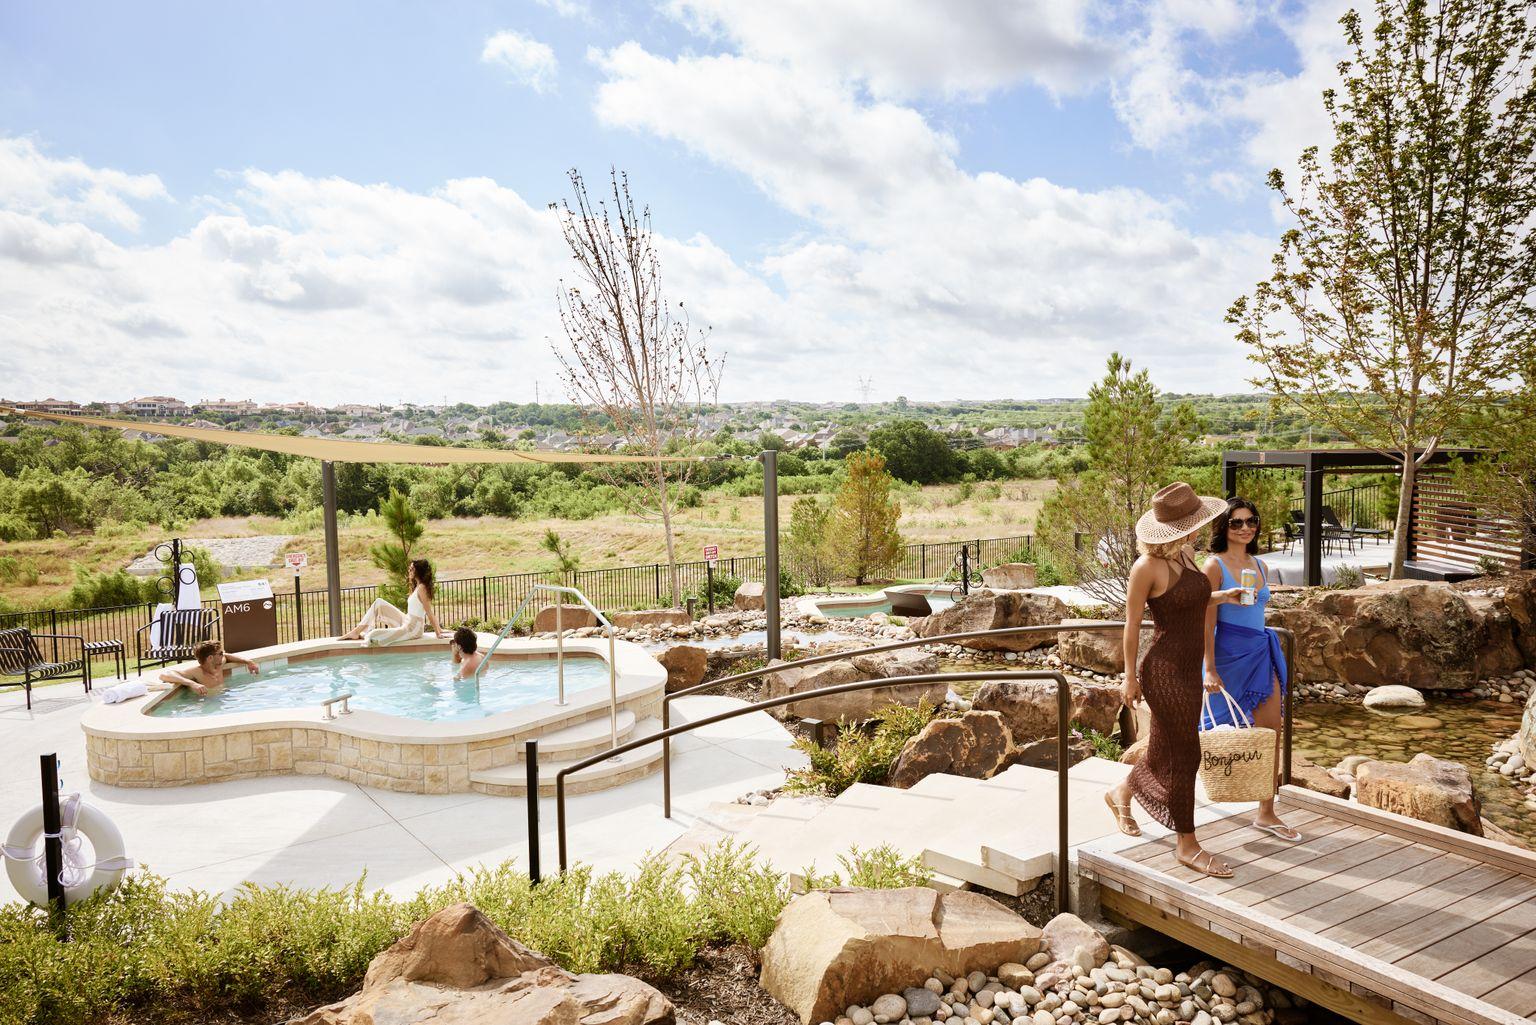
[322,460,342,635]
[762,449,780,661]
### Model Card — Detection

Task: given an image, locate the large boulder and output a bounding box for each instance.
[888,711,1013,788]
[1362,685,1426,710]
[1499,570,1536,662]
[532,604,599,633]
[1288,754,1351,800]
[982,563,1038,589]
[912,589,1068,652]
[733,581,766,611]
[764,647,943,722]
[972,677,1122,741]
[758,887,1041,1025]
[1040,913,1110,966]
[1056,619,1152,674]
[610,608,691,629]
[1356,753,1483,835]
[1267,581,1493,689]
[657,644,707,693]
[296,903,674,1025]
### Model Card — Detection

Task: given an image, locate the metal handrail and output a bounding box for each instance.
[476,583,623,750]
[551,620,1297,913]
[555,667,1075,913]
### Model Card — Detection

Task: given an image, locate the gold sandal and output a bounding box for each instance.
[1177,849,1233,878]
[1104,791,1141,837]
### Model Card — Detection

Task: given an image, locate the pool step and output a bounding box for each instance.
[470,717,665,797]
[525,709,639,762]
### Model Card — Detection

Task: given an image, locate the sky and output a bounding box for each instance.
[0,0,1356,405]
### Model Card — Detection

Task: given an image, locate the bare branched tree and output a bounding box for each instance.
[550,168,724,607]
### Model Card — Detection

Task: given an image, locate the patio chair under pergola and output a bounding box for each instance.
[1221,447,1536,585]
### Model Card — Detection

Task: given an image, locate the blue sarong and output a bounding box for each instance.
[1202,620,1287,729]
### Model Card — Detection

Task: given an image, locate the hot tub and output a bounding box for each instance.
[81,635,666,795]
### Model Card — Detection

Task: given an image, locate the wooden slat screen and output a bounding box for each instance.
[1411,469,1522,570]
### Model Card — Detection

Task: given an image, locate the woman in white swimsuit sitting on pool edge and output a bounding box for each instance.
[340,558,447,645]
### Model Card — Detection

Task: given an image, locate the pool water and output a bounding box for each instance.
[818,594,956,619]
[149,652,611,722]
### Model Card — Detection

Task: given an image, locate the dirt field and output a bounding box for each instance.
[0,480,1052,605]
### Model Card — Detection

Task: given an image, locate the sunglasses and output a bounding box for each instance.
[1228,517,1260,529]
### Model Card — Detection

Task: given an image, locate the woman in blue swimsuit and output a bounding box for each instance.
[1201,498,1301,842]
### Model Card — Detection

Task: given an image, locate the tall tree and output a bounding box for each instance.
[1037,354,1198,608]
[551,168,723,607]
[1229,0,1536,578]
[785,496,838,590]
[831,450,904,585]
[370,490,423,607]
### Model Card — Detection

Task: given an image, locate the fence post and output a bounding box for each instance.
[921,544,927,578]
[961,545,971,596]
[49,609,58,661]
[705,562,715,614]
[294,574,304,642]
[654,565,662,605]
[40,753,66,936]
[526,740,541,884]
[481,576,489,624]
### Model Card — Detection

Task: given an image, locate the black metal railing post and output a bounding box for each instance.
[960,545,971,596]
[482,576,489,624]
[40,753,66,934]
[294,574,304,642]
[1278,627,1294,786]
[526,740,541,884]
[705,562,715,615]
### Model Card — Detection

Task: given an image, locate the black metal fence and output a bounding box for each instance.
[1,534,1033,675]
[1288,483,1392,531]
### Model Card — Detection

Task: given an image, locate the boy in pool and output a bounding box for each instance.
[159,640,260,697]
[451,627,484,680]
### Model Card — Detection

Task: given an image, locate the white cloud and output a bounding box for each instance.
[0,136,167,231]
[535,0,591,20]
[481,30,559,93]
[664,0,1118,99]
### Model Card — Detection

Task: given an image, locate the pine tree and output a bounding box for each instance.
[831,451,904,585]
[785,496,837,590]
[370,490,423,606]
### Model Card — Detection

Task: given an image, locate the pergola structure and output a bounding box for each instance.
[2,407,787,657]
[1221,447,1534,585]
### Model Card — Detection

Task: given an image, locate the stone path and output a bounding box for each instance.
[126,535,294,575]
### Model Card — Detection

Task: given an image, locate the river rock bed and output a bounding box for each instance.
[818,954,1306,1025]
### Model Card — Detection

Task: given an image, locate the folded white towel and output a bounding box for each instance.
[100,680,148,704]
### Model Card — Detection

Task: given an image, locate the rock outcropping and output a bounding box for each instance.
[1055,620,1152,674]
[1522,687,1536,767]
[889,711,1014,788]
[657,644,706,692]
[295,903,674,1025]
[764,647,943,722]
[610,609,691,629]
[531,604,600,633]
[1267,580,1518,688]
[912,590,1068,652]
[733,581,766,611]
[981,563,1038,589]
[758,886,1042,1025]
[972,677,1122,740]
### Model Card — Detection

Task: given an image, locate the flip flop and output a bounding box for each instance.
[1252,822,1303,842]
[1176,849,1234,878]
[1103,791,1141,837]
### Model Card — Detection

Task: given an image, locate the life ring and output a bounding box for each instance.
[3,794,131,906]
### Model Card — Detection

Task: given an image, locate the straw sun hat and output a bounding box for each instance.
[1134,482,1228,544]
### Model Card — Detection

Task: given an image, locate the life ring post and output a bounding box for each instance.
[40,753,67,934]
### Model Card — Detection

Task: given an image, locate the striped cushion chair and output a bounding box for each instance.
[135,608,218,675]
[0,627,90,711]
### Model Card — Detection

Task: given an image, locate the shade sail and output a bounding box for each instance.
[0,407,692,465]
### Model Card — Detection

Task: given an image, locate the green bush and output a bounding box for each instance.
[1074,722,1123,761]
[783,699,938,796]
[0,841,932,1025]
[689,572,741,610]
[61,568,155,609]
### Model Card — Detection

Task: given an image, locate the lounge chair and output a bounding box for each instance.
[135,607,218,675]
[1321,506,1365,554]
[0,626,90,710]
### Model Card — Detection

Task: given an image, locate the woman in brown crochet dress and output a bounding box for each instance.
[1104,483,1243,877]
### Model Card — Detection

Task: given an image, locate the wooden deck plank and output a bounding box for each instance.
[1189,825,1396,898]
[1354,874,1536,965]
[1119,800,1322,863]
[1222,833,1415,913]
[1481,963,1536,1018]
[1280,787,1536,879]
[1271,842,1458,928]
[1318,863,1514,948]
[1438,930,1536,1005]
[1137,812,1346,877]
[1397,901,1536,981]
[1081,847,1530,1025]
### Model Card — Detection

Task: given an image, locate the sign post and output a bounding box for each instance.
[703,545,719,615]
[286,553,307,642]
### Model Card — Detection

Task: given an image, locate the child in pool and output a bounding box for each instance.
[159,639,260,697]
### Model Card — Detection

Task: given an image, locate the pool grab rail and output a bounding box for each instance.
[320,692,353,720]
[475,583,623,752]
[547,620,1296,914]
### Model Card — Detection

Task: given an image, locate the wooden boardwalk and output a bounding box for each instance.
[1078,786,1536,1025]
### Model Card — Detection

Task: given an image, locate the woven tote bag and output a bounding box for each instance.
[1197,688,1277,803]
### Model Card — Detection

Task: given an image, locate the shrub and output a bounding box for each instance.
[0,556,40,587]
[1329,564,1365,589]
[689,572,741,610]
[1074,722,1123,761]
[0,513,33,541]
[61,568,155,610]
[783,699,938,796]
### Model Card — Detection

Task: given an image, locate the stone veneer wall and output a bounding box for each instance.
[85,693,663,794]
